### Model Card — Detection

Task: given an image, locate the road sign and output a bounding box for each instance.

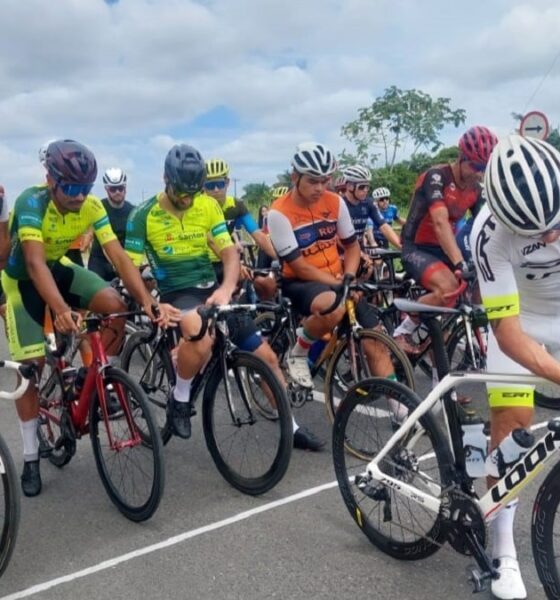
[520,111,550,140]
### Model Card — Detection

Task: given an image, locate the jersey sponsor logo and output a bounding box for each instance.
[302,239,335,258]
[162,246,174,255]
[486,304,517,316]
[125,238,144,252]
[474,215,496,282]
[19,214,43,228]
[521,241,545,255]
[431,173,442,183]
[432,191,443,199]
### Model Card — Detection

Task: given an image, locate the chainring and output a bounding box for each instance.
[440,489,487,556]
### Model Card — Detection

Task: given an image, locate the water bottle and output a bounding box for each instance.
[462,411,488,478]
[485,428,535,479]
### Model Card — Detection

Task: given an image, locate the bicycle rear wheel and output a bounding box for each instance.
[120,330,174,444]
[324,328,415,424]
[89,367,165,522]
[0,434,19,578]
[332,378,453,560]
[203,351,292,495]
[532,459,560,598]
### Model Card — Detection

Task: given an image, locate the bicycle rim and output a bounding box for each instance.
[324,328,415,424]
[202,352,292,495]
[332,378,453,560]
[0,435,20,578]
[90,367,165,522]
[121,330,174,444]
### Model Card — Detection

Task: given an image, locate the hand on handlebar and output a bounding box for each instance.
[144,302,181,329]
[54,310,81,335]
[454,260,477,283]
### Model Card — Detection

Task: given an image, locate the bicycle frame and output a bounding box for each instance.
[365,372,559,522]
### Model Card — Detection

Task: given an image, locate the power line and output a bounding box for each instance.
[523,48,560,113]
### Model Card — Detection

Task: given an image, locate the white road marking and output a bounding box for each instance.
[0,480,339,600]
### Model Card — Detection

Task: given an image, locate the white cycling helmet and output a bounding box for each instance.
[485,135,560,236]
[372,187,391,200]
[292,142,337,177]
[343,165,371,183]
[103,167,127,187]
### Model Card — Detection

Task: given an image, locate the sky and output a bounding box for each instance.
[0,0,559,204]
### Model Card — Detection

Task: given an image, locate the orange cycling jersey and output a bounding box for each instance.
[268,190,356,279]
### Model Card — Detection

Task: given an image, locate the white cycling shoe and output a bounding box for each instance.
[287,353,313,389]
[491,556,527,600]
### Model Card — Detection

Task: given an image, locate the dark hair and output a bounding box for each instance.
[258,205,269,229]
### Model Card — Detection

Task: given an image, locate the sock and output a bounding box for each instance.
[491,499,518,559]
[20,418,39,462]
[393,316,418,337]
[292,415,299,434]
[174,374,193,403]
[292,327,316,357]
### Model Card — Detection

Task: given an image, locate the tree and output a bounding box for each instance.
[546,127,560,152]
[241,182,271,213]
[341,86,466,171]
[274,170,292,187]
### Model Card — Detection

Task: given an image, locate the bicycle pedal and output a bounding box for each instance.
[466,565,492,594]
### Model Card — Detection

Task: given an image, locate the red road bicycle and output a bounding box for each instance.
[37,311,165,522]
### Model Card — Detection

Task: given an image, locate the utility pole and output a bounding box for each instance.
[232,178,240,198]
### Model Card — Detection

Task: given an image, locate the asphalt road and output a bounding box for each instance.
[0,333,549,600]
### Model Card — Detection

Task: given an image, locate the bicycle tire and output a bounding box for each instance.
[0,434,20,578]
[332,377,454,560]
[532,459,560,598]
[202,351,292,495]
[89,366,165,522]
[324,328,415,424]
[446,323,487,372]
[120,329,175,444]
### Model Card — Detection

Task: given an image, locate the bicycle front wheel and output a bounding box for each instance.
[532,459,560,598]
[120,329,175,444]
[202,351,292,495]
[89,367,165,522]
[332,378,453,560]
[0,434,19,578]
[324,328,415,423]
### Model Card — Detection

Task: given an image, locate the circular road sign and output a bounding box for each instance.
[520,111,550,140]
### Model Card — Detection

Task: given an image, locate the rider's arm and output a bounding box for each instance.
[218,245,240,294]
[379,223,402,248]
[343,240,361,277]
[430,205,463,265]
[0,221,8,271]
[251,229,277,259]
[368,201,401,249]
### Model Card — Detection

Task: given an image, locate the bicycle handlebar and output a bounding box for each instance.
[319,273,355,316]
[0,361,36,400]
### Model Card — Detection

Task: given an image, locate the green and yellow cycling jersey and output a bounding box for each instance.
[125,192,233,296]
[5,185,116,280]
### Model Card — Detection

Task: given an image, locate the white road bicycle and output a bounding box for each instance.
[332,372,560,598]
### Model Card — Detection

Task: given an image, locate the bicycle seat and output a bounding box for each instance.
[393,298,460,316]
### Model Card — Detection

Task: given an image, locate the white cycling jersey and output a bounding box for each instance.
[471,204,560,397]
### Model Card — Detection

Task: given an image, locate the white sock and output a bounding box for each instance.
[174,375,193,403]
[20,418,39,461]
[491,499,518,559]
[292,416,299,433]
[292,327,315,358]
[393,316,418,337]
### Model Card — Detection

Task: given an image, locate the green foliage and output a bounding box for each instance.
[241,182,271,213]
[546,127,560,151]
[341,85,466,170]
[274,170,292,187]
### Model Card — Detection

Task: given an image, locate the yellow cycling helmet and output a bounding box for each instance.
[205,158,230,179]
[271,185,289,199]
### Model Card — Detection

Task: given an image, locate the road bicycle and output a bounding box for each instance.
[121,303,292,496]
[0,360,34,577]
[332,306,560,600]
[37,311,165,522]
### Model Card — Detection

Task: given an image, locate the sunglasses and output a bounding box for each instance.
[378,197,389,202]
[58,182,94,197]
[204,180,227,191]
[107,185,126,193]
[356,183,370,191]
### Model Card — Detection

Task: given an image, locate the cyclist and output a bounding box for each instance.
[268,143,398,392]
[2,139,179,497]
[369,187,406,248]
[395,126,497,353]
[125,145,242,440]
[0,185,10,320]
[204,158,276,270]
[333,175,346,195]
[471,135,560,600]
[88,168,134,281]
[341,166,401,250]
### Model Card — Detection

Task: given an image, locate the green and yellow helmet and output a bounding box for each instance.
[271,185,289,199]
[205,158,230,179]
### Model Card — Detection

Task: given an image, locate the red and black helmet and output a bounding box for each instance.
[458,126,498,164]
[45,140,98,184]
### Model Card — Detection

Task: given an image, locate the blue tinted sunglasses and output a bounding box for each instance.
[204,180,227,191]
[58,182,94,197]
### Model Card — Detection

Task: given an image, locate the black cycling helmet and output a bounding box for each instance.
[164,144,206,194]
[45,139,97,184]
